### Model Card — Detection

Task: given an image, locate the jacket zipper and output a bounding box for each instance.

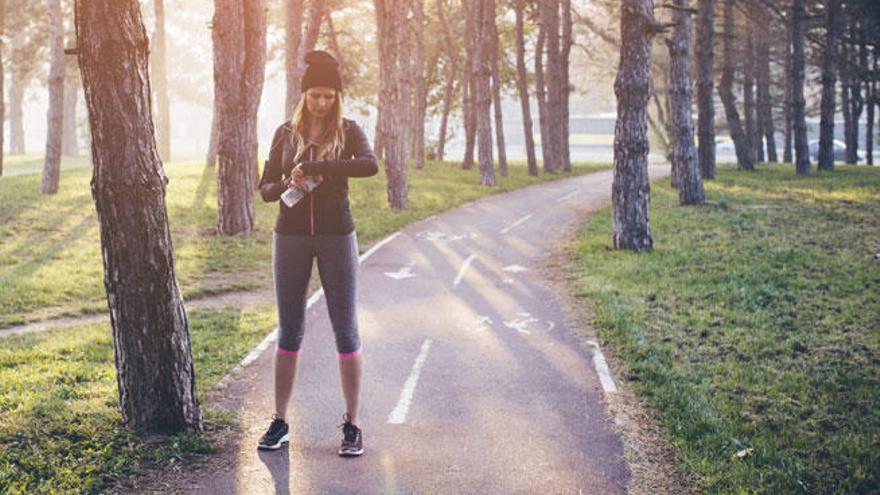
[309,146,316,237]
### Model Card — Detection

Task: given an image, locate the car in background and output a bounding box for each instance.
[808,139,862,163]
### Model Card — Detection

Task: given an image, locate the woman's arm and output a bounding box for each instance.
[299,122,379,178]
[258,125,291,202]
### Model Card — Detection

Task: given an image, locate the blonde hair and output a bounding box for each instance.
[290,89,345,162]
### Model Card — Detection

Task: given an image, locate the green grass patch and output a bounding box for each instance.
[0,159,608,328]
[571,163,880,494]
[0,305,278,494]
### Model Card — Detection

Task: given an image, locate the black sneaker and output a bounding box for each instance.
[257,415,289,451]
[338,413,363,457]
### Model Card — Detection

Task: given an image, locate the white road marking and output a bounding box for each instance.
[585,340,618,393]
[453,254,477,288]
[388,339,434,424]
[499,213,534,234]
[384,264,416,280]
[416,231,477,243]
[555,190,580,203]
[502,264,528,273]
[359,232,401,263]
[503,312,541,335]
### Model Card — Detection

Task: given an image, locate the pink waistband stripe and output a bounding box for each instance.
[338,349,361,360]
[276,346,300,356]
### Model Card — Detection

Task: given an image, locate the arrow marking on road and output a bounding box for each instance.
[453,254,477,288]
[499,213,534,234]
[384,265,416,280]
[388,339,434,424]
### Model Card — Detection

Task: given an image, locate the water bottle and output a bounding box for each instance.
[281,177,319,208]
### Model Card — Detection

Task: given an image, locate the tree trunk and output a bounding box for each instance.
[412,0,426,169]
[867,51,876,166]
[743,28,759,163]
[489,1,507,176]
[535,15,549,171]
[756,16,777,163]
[559,0,572,172]
[303,0,323,54]
[718,0,754,171]
[696,0,715,179]
[613,0,661,252]
[514,0,538,176]
[284,0,304,120]
[475,0,496,186]
[818,0,841,171]
[41,0,65,195]
[0,0,5,176]
[783,30,793,163]
[790,0,810,175]
[461,0,476,170]
[75,0,201,434]
[376,0,409,208]
[212,0,267,235]
[667,0,704,205]
[62,61,80,157]
[152,0,170,162]
[542,0,563,172]
[846,22,866,165]
[436,0,457,162]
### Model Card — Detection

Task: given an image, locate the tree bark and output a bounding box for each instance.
[375,0,409,208]
[846,21,866,165]
[514,0,538,176]
[559,0,572,172]
[475,0,496,186]
[489,1,507,176]
[667,0,705,205]
[696,0,715,179]
[75,0,201,434]
[0,0,5,176]
[284,0,304,120]
[790,0,810,174]
[461,0,476,170]
[613,0,662,252]
[212,0,267,235]
[755,14,776,163]
[412,0,426,169]
[743,28,758,163]
[41,0,65,195]
[436,0,457,162]
[818,0,841,171]
[867,51,876,166]
[718,0,754,171]
[152,0,170,162]
[541,0,563,172]
[783,29,793,163]
[535,14,549,171]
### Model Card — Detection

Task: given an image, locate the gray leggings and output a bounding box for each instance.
[273,231,361,356]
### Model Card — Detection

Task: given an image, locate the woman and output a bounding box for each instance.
[256,50,378,457]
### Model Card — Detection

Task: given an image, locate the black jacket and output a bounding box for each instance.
[259,119,379,235]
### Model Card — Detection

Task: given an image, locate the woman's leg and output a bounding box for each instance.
[315,232,362,423]
[273,232,314,421]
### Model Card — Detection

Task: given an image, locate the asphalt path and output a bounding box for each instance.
[186,165,670,494]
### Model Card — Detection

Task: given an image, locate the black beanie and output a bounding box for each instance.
[301,50,342,92]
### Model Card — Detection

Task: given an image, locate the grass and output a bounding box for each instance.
[570,163,880,494]
[0,157,609,493]
[0,158,610,328]
[0,305,277,494]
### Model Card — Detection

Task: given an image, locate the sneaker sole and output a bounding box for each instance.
[257,433,289,451]
[338,447,364,457]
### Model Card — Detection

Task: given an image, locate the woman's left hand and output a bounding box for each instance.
[291,163,323,191]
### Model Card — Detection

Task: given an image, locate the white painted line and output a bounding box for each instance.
[453,254,477,288]
[503,264,528,273]
[218,232,401,386]
[555,190,580,203]
[387,339,434,424]
[384,264,416,280]
[499,213,534,234]
[586,340,618,393]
